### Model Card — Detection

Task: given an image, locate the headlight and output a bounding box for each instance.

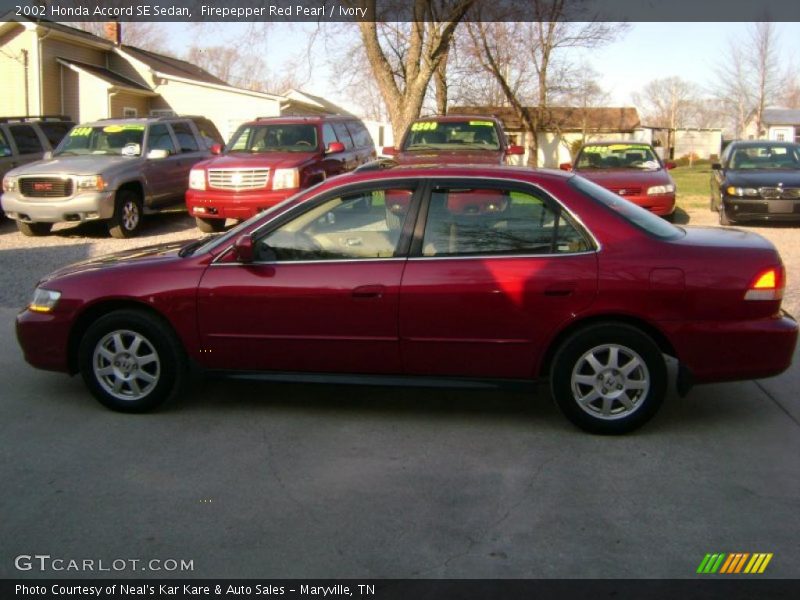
[189,169,206,191]
[75,175,105,192]
[28,288,61,313]
[2,175,17,192]
[726,186,759,197]
[647,184,676,195]
[272,168,299,190]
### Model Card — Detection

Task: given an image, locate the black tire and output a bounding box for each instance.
[16,221,53,236]
[663,212,675,223]
[719,204,733,226]
[108,190,143,239]
[550,323,667,434]
[78,309,186,412]
[195,216,227,233]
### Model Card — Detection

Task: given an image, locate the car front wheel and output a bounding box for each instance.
[78,310,186,412]
[108,190,143,238]
[719,204,733,226]
[550,324,667,434]
[17,221,53,236]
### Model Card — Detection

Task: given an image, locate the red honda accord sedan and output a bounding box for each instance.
[15,165,797,433]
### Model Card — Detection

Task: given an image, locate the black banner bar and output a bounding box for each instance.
[2,0,800,23]
[4,579,800,600]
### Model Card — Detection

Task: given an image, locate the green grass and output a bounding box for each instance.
[671,165,712,209]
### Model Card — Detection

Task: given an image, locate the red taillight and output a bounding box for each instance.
[745,266,784,301]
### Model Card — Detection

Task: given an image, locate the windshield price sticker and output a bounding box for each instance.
[70,127,92,137]
[411,122,438,131]
[469,120,494,127]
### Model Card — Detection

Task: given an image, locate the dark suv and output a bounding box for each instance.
[383,115,524,166]
[186,115,376,232]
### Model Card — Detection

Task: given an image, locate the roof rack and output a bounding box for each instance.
[0,115,73,123]
[354,158,399,173]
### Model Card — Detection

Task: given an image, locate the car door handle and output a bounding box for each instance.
[352,284,385,299]
[544,283,577,297]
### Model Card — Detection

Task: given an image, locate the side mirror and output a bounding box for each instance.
[711,162,722,170]
[381,146,398,156]
[210,143,223,155]
[665,161,677,170]
[559,162,573,171]
[42,150,53,160]
[326,141,345,154]
[146,149,169,160]
[506,145,525,156]
[233,234,255,263]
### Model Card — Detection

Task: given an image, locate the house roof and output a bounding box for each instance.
[450,106,641,132]
[761,108,800,126]
[120,45,228,87]
[282,89,353,116]
[56,58,154,93]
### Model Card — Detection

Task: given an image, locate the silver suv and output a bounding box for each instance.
[1,116,222,238]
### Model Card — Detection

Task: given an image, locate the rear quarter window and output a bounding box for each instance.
[345,120,374,150]
[570,176,682,240]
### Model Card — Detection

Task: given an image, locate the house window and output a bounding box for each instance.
[123,107,138,118]
[776,132,785,142]
[150,109,175,117]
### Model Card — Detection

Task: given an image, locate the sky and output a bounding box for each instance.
[159,21,800,113]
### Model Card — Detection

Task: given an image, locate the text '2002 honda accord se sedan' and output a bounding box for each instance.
[16,165,798,434]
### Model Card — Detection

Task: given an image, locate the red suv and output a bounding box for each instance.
[561,141,677,219]
[383,115,524,166]
[186,115,375,232]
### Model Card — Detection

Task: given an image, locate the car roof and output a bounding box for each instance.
[413,115,502,123]
[79,117,191,127]
[728,140,800,148]
[245,115,355,126]
[579,140,654,147]
[334,164,573,185]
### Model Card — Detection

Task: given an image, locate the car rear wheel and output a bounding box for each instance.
[195,216,227,233]
[550,324,667,434]
[16,221,53,236]
[108,190,143,239]
[78,310,186,412]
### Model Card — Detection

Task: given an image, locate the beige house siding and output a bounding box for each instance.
[40,37,105,116]
[61,66,80,122]
[153,79,280,140]
[76,71,111,122]
[0,26,37,116]
[109,92,150,118]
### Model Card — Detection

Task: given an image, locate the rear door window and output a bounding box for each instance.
[170,121,200,153]
[421,185,592,257]
[331,122,354,151]
[9,124,43,154]
[322,124,338,149]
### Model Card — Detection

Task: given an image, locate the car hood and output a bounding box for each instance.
[195,151,319,170]
[396,149,504,165]
[575,168,672,187]
[9,155,134,177]
[723,169,800,187]
[39,240,192,283]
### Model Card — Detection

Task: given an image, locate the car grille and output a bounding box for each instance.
[759,187,800,199]
[607,186,642,196]
[208,169,269,191]
[19,177,73,198]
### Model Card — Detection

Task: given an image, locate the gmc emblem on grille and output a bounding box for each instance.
[33,182,53,191]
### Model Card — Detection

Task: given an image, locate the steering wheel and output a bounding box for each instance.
[295,141,312,147]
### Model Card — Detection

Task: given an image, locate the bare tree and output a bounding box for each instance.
[712,41,754,137]
[463,1,627,166]
[68,22,167,52]
[633,77,700,130]
[750,22,781,136]
[351,0,475,138]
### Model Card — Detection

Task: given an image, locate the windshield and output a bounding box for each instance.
[227,124,319,153]
[55,124,145,156]
[569,176,682,241]
[728,144,800,170]
[402,120,501,151]
[576,143,660,170]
